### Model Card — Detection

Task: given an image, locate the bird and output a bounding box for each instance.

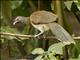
[13,10,75,45]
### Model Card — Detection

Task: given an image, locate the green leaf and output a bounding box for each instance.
[76,3,80,10]
[48,53,58,60]
[32,48,44,54]
[69,57,80,60]
[64,1,73,10]
[48,42,65,54]
[76,43,80,53]
[69,44,80,58]
[10,0,23,10]
[72,46,79,58]
[73,0,80,10]
[34,55,43,60]
[1,26,19,33]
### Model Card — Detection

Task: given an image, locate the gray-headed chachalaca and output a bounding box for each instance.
[13,10,75,45]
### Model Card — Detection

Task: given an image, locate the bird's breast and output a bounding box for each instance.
[31,21,49,32]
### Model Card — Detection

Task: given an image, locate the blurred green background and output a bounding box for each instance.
[0,0,80,60]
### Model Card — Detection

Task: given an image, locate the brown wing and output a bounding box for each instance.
[30,10,58,24]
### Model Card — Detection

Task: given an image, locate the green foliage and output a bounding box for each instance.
[32,42,80,60]
[10,0,23,10]
[0,26,19,33]
[48,42,65,55]
[74,0,80,10]
[69,42,80,58]
[0,26,20,43]
[64,0,80,11]
[32,42,65,60]
[64,1,73,10]
[32,48,45,55]
[69,57,80,60]
[71,45,79,58]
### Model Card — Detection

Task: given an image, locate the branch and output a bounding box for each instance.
[0,32,80,40]
[0,32,56,39]
[0,32,34,38]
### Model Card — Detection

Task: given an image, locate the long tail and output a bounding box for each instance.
[48,23,75,45]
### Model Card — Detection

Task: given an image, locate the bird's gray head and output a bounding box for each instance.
[13,16,25,25]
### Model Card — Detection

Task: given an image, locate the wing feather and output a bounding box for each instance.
[30,10,58,24]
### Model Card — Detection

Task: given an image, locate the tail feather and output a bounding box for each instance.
[48,23,75,45]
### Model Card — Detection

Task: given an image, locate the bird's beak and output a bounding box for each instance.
[13,21,18,25]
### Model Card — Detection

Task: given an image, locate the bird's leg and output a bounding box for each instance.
[43,31,49,39]
[34,31,47,39]
[34,31,44,37]
[33,24,48,38]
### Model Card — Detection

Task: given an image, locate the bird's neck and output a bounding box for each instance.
[24,17,31,25]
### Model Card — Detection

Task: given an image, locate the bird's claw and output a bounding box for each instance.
[34,34,46,39]
[34,35,40,39]
[42,35,46,39]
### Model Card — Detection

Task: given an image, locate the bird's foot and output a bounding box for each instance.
[34,35,40,39]
[34,35,39,37]
[42,35,46,39]
[34,34,46,39]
